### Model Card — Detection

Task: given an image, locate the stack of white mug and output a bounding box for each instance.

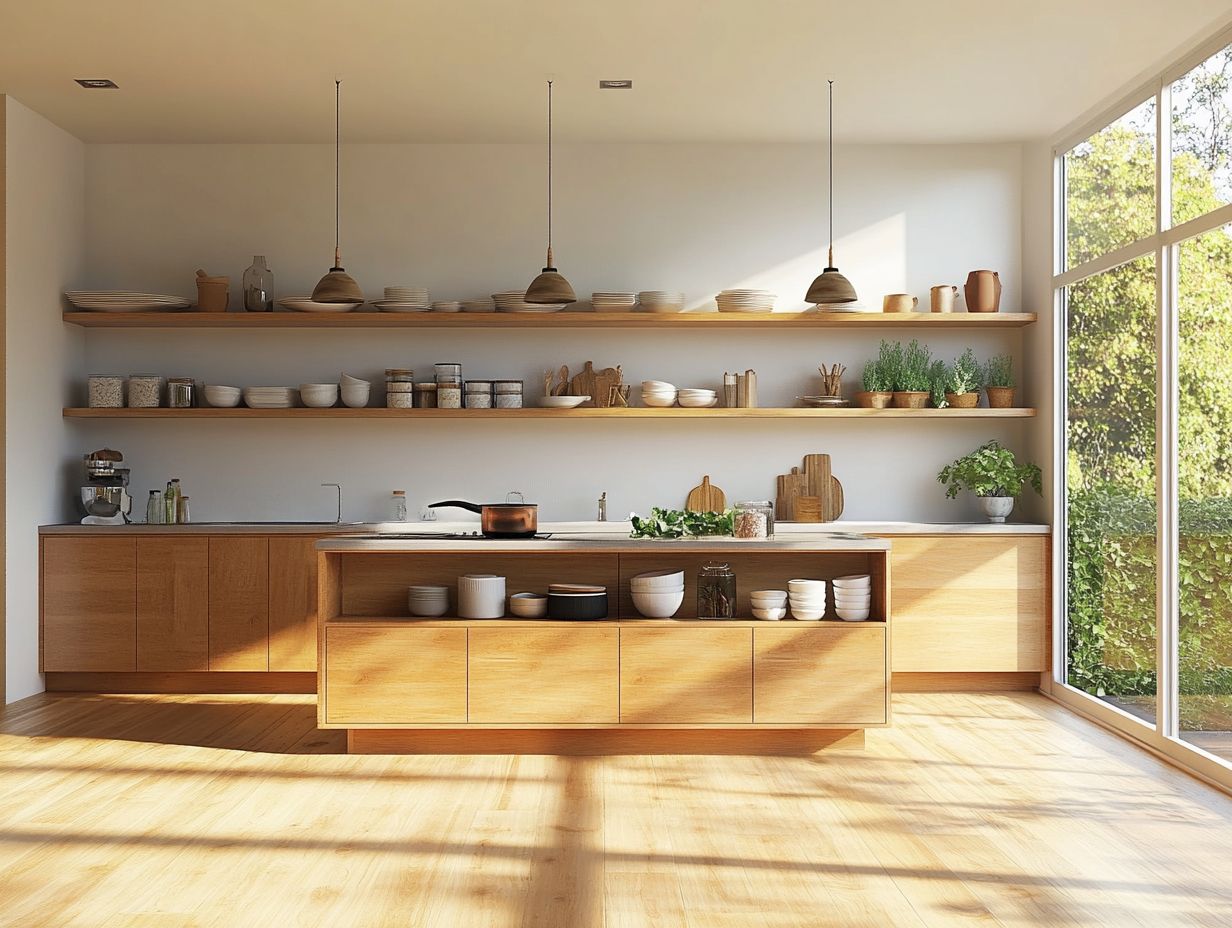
[833,574,871,621]
[458,574,506,619]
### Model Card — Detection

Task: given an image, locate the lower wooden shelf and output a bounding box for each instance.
[64,406,1036,419]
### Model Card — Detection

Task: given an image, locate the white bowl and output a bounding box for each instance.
[751,589,789,600]
[678,388,717,396]
[836,608,871,622]
[509,592,548,618]
[788,579,827,592]
[299,383,339,408]
[641,393,678,408]
[833,579,872,592]
[791,608,825,621]
[631,589,685,618]
[834,591,872,604]
[538,395,589,408]
[642,380,676,391]
[629,570,686,591]
[203,385,241,408]
[834,574,871,586]
[340,372,368,386]
[752,606,788,621]
[678,396,719,408]
[788,598,827,612]
[340,385,371,408]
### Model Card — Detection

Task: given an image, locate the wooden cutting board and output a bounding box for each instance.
[775,468,808,520]
[775,455,845,521]
[568,361,622,408]
[685,475,726,513]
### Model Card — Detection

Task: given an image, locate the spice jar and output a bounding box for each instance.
[465,380,492,409]
[494,380,524,409]
[88,375,125,408]
[697,562,737,619]
[437,378,462,409]
[385,368,414,383]
[413,382,438,408]
[434,362,463,384]
[733,500,774,539]
[127,374,163,408]
[167,377,195,408]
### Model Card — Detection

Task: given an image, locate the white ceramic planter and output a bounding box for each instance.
[979,496,1015,523]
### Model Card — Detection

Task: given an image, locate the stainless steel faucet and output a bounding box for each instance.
[321,483,342,523]
[597,491,607,522]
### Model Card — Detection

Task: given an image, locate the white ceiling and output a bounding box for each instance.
[1,0,1228,144]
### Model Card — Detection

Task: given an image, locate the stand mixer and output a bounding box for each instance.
[79,448,132,525]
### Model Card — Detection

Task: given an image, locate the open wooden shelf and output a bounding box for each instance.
[64,406,1036,419]
[62,310,1038,329]
[324,616,886,627]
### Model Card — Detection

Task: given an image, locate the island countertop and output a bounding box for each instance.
[315,532,891,553]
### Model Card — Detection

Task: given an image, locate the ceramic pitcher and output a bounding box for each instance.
[930,285,959,313]
[964,270,1001,313]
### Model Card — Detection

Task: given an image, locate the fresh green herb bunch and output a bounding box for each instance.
[937,440,1042,499]
[984,354,1014,388]
[862,358,892,393]
[898,339,933,392]
[928,360,949,408]
[629,507,735,539]
[877,340,903,391]
[947,348,983,394]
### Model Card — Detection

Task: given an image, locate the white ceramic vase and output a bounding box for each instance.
[980,496,1015,523]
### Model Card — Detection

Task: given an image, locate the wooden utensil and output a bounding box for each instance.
[685,475,726,513]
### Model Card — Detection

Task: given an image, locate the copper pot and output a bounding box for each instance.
[430,492,538,537]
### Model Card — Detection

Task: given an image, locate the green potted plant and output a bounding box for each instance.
[937,440,1042,522]
[983,354,1015,408]
[928,359,949,409]
[944,348,982,408]
[892,339,932,408]
[856,345,894,408]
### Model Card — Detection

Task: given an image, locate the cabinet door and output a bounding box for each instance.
[136,537,208,671]
[208,537,269,671]
[468,628,619,724]
[324,626,467,725]
[269,537,319,671]
[754,625,887,725]
[42,537,136,672]
[620,627,752,723]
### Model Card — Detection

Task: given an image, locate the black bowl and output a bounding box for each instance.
[547,591,609,621]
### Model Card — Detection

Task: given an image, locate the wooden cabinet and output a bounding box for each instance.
[208,537,269,671]
[620,627,752,723]
[269,537,319,671]
[42,537,136,672]
[754,625,887,725]
[468,627,619,724]
[136,537,208,671]
[324,626,466,725]
[887,535,1047,673]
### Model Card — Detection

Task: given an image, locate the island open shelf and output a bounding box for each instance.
[64,406,1036,419]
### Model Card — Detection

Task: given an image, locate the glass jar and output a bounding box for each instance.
[733,500,774,539]
[434,362,463,385]
[385,368,414,383]
[494,380,523,409]
[437,379,462,409]
[146,490,165,524]
[242,255,274,312]
[127,374,163,408]
[167,377,195,408]
[413,383,438,408]
[465,381,492,409]
[697,562,737,619]
[88,375,125,408]
[391,490,408,522]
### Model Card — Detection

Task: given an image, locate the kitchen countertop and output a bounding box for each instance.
[317,532,892,553]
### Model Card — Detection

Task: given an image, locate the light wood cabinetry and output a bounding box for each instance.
[136,537,208,671]
[269,537,319,671]
[42,537,136,672]
[620,627,752,723]
[208,537,269,671]
[754,625,888,725]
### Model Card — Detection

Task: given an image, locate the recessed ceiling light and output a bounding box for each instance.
[75,79,118,89]
[599,80,632,90]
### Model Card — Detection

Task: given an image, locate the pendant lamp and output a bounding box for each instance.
[312,80,364,303]
[805,80,858,305]
[525,80,576,304]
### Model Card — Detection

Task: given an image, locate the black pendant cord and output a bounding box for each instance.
[828,79,834,267]
[547,79,554,264]
[334,79,341,267]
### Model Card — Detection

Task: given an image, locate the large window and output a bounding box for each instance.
[1172,45,1232,226]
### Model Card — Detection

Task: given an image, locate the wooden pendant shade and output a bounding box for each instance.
[525,246,576,304]
[805,253,858,305]
[314,80,364,304]
[312,261,364,303]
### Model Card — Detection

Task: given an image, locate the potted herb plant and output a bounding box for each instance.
[892,339,932,408]
[856,345,894,408]
[928,359,949,409]
[944,348,982,408]
[937,440,1042,523]
[984,354,1015,408]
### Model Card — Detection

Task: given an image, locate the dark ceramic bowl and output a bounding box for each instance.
[547,591,609,621]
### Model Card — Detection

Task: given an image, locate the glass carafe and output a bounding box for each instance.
[243,255,274,312]
[698,562,737,619]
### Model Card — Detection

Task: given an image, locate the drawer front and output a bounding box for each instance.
[620,627,752,723]
[42,537,136,672]
[325,626,467,725]
[754,625,887,725]
[136,537,209,671]
[468,627,619,723]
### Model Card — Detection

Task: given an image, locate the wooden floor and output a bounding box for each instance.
[1,693,1231,927]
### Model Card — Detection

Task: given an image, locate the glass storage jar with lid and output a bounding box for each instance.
[733,500,774,539]
[697,562,737,619]
[88,375,125,408]
[127,374,163,408]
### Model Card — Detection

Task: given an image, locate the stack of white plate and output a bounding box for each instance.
[750,590,788,621]
[458,574,506,619]
[637,290,685,313]
[491,290,568,313]
[832,574,872,621]
[812,303,877,314]
[642,380,678,407]
[278,296,363,313]
[788,579,828,621]
[461,299,495,313]
[408,585,450,617]
[630,570,685,618]
[242,386,296,409]
[372,286,430,312]
[65,291,191,312]
[678,388,718,408]
[591,291,637,312]
[716,289,776,313]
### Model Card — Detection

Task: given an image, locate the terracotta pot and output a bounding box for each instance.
[964,269,1002,313]
[945,391,980,408]
[856,391,893,409]
[891,391,930,409]
[986,386,1015,408]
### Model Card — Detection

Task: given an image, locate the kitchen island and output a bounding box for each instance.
[316,533,891,754]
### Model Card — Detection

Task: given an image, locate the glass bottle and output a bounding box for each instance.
[177,495,191,524]
[146,490,165,524]
[165,479,181,524]
[391,490,408,522]
[243,255,274,313]
[697,562,737,619]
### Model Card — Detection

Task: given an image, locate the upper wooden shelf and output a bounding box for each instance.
[64,406,1036,419]
[62,311,1039,329]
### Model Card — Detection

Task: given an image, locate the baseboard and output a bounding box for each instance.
[892,671,1041,692]
[45,672,317,694]
[347,728,865,755]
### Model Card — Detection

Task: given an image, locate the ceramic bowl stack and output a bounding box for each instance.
[408,585,450,617]
[591,291,637,313]
[642,380,678,407]
[461,299,495,313]
[716,289,776,313]
[278,296,362,313]
[203,385,241,408]
[788,579,828,621]
[637,290,686,313]
[677,388,718,408]
[833,574,872,621]
[340,373,371,409]
[509,592,548,618]
[630,570,685,618]
[373,287,430,312]
[492,290,568,313]
[299,383,339,408]
[65,291,191,312]
[750,590,789,621]
[547,584,608,620]
[458,574,506,619]
[242,386,296,409]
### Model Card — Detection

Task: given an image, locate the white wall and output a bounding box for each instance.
[5,97,84,701]
[1020,139,1056,525]
[79,142,1033,524]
